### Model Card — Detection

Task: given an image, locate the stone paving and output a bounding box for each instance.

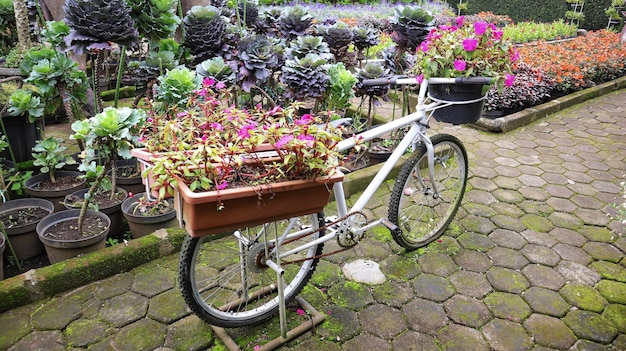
[1,90,626,350]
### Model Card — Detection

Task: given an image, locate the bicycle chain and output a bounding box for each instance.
[279,210,368,265]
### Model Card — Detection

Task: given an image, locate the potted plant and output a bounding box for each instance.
[132,78,344,237]
[24,137,85,212]
[121,192,177,239]
[61,107,146,238]
[0,133,34,201]
[410,16,517,124]
[0,197,54,261]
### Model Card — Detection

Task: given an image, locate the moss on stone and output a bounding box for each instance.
[0,277,32,313]
[596,280,626,304]
[602,304,626,333]
[559,284,607,313]
[309,260,343,287]
[521,214,554,233]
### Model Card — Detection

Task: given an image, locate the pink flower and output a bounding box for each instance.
[215,81,226,89]
[275,135,294,148]
[195,88,208,97]
[296,309,305,316]
[201,135,208,142]
[454,59,466,71]
[210,122,223,131]
[505,73,515,87]
[474,21,488,35]
[492,28,504,40]
[455,16,465,27]
[296,114,314,125]
[415,74,424,84]
[510,48,520,62]
[203,77,215,87]
[216,180,229,190]
[238,124,255,139]
[297,134,315,147]
[253,346,260,351]
[177,111,188,118]
[418,41,429,53]
[147,117,154,123]
[462,38,478,51]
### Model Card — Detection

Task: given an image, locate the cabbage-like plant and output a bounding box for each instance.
[155,67,202,106]
[286,35,334,61]
[238,35,280,92]
[280,53,329,102]
[182,5,234,63]
[64,0,138,55]
[326,63,357,111]
[390,6,433,54]
[196,56,238,86]
[278,6,313,41]
[127,0,180,47]
[317,22,355,67]
[7,89,44,122]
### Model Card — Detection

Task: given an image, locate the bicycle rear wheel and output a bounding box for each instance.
[179,212,324,328]
[388,134,468,250]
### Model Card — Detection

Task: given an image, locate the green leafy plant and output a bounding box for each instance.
[31,137,77,184]
[325,63,357,111]
[7,89,44,122]
[155,66,202,106]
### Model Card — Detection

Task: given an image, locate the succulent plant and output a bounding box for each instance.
[317,23,355,67]
[286,35,334,61]
[354,62,390,100]
[352,26,379,52]
[127,0,181,47]
[196,56,238,86]
[155,67,201,106]
[182,5,234,63]
[280,53,329,101]
[278,5,313,41]
[237,35,280,92]
[381,46,415,75]
[63,0,138,55]
[257,8,283,37]
[391,5,433,53]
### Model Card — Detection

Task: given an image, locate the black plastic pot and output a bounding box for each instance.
[36,209,110,264]
[0,114,40,163]
[0,198,54,260]
[121,193,177,239]
[0,232,5,280]
[24,171,87,212]
[428,83,488,125]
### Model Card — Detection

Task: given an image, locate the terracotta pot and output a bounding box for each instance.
[121,192,177,239]
[36,209,110,264]
[63,188,128,239]
[24,171,87,212]
[0,198,55,260]
[174,172,344,237]
[428,83,489,125]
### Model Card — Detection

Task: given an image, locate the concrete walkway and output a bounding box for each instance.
[1,89,625,350]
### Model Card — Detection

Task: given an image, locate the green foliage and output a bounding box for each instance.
[155,67,201,106]
[31,137,76,183]
[127,0,181,47]
[7,89,44,122]
[0,0,15,55]
[503,20,578,43]
[325,63,357,111]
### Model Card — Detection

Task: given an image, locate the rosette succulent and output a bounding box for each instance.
[354,62,390,101]
[182,5,233,63]
[286,35,334,61]
[391,6,433,53]
[127,0,180,47]
[352,26,379,61]
[237,35,280,92]
[278,6,313,41]
[63,0,138,55]
[317,23,355,67]
[196,56,238,86]
[280,53,329,101]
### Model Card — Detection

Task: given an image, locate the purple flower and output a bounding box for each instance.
[211,122,223,131]
[195,88,208,97]
[177,111,188,118]
[215,81,226,89]
[454,59,467,71]
[418,41,429,53]
[474,21,488,35]
[201,135,208,142]
[510,49,520,62]
[296,114,314,125]
[297,134,315,147]
[455,16,465,26]
[415,74,424,84]
[238,124,255,139]
[275,135,294,148]
[147,117,153,123]
[505,73,515,87]
[462,38,478,51]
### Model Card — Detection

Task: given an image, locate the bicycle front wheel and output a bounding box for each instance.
[178,213,324,328]
[389,134,468,250]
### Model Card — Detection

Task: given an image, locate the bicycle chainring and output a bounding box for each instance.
[336,212,368,248]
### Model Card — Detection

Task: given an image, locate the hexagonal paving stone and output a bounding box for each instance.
[553,243,593,265]
[392,330,439,351]
[482,318,534,351]
[563,310,618,344]
[417,253,458,277]
[112,317,167,351]
[483,292,532,323]
[602,304,626,334]
[559,284,608,313]
[549,227,587,247]
[359,304,406,339]
[317,305,360,341]
[402,298,448,335]
[521,264,565,290]
[556,261,602,286]
[595,280,626,304]
[457,232,496,251]
[342,333,390,351]
[521,244,561,266]
[582,242,623,263]
[449,270,492,299]
[523,314,576,349]
[443,295,491,328]
[486,267,530,294]
[372,281,413,308]
[379,255,421,282]
[522,287,570,317]
[328,281,373,310]
[99,292,149,328]
[436,323,490,351]
[589,261,626,282]
[131,266,177,297]
[453,250,492,273]
[488,229,528,250]
[520,229,558,247]
[412,273,455,302]
[164,315,213,351]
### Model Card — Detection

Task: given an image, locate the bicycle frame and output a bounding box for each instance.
[273,77,466,260]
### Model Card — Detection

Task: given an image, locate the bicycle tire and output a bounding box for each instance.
[388,133,468,250]
[178,212,325,328]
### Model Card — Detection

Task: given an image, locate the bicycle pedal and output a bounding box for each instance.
[381,218,403,237]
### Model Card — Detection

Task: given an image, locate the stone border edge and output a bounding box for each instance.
[472,76,626,133]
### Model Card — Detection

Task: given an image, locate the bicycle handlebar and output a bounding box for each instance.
[359,76,494,87]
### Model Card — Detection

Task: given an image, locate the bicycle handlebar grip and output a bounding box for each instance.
[454,77,494,85]
[360,77,397,87]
